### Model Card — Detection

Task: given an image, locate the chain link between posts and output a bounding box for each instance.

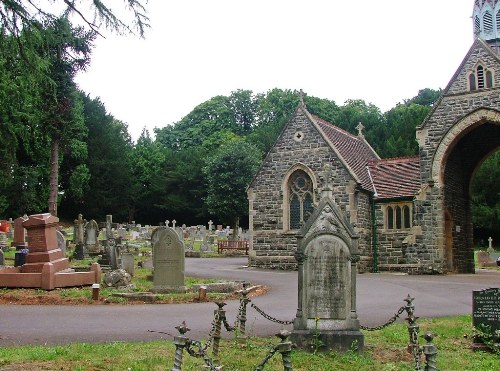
[359,305,407,331]
[250,303,294,325]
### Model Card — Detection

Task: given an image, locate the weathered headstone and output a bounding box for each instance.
[0,232,7,252]
[13,215,28,249]
[0,248,4,266]
[85,219,99,253]
[56,230,66,256]
[106,215,113,239]
[150,227,186,293]
[121,252,135,276]
[291,166,363,352]
[73,214,88,259]
[117,227,127,239]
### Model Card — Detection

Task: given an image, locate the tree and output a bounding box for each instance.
[382,103,430,158]
[203,140,262,233]
[405,88,441,107]
[471,151,500,240]
[0,0,149,37]
[37,17,94,216]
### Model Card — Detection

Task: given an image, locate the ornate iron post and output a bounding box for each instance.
[254,330,294,371]
[404,295,422,371]
[171,322,190,371]
[237,282,251,342]
[276,330,293,371]
[422,332,438,371]
[211,302,225,366]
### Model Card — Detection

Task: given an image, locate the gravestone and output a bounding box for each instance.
[117,227,127,239]
[121,252,135,276]
[105,215,113,239]
[473,288,500,334]
[291,165,363,352]
[13,215,28,249]
[73,214,88,259]
[56,230,66,256]
[150,227,186,293]
[0,248,4,266]
[0,232,7,252]
[85,219,99,254]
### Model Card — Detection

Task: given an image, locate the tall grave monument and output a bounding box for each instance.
[291,165,364,352]
[0,213,100,289]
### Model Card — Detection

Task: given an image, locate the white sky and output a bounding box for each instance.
[74,1,475,142]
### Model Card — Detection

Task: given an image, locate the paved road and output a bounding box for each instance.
[1,257,498,346]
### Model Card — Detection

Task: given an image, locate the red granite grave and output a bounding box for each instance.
[0,213,100,290]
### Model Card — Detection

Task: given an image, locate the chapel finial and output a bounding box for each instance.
[299,89,305,108]
[356,122,365,138]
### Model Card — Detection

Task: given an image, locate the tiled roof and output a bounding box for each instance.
[368,157,421,199]
[311,115,378,191]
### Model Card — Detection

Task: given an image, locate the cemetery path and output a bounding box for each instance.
[0,257,499,346]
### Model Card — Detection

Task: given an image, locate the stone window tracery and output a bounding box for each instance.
[288,170,314,229]
[385,203,411,230]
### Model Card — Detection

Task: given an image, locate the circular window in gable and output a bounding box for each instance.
[293,131,304,142]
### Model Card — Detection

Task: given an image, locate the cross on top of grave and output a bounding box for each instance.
[172,220,176,228]
[165,220,170,227]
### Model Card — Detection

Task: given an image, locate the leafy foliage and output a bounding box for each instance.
[471,151,500,240]
[0,0,150,38]
[203,141,262,229]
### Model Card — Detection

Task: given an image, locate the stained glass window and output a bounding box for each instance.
[288,170,314,229]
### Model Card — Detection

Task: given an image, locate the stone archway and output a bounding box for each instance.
[431,109,500,272]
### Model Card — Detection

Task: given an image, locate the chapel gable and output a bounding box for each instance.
[442,38,500,96]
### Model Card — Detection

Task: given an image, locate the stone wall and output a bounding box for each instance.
[248,107,372,271]
[416,41,500,273]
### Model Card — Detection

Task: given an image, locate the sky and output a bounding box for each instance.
[74,1,475,142]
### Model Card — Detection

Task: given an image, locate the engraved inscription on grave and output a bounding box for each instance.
[473,288,500,333]
[305,235,350,320]
[151,227,185,289]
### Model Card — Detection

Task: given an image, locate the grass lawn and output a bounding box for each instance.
[0,316,498,370]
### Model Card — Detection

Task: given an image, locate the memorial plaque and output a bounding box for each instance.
[473,288,500,334]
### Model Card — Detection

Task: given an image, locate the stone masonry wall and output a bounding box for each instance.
[416,42,500,273]
[248,107,372,271]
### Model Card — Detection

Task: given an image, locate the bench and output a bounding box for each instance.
[217,240,249,255]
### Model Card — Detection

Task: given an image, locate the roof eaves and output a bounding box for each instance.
[304,110,362,186]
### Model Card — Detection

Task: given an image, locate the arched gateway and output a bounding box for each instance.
[248,2,500,274]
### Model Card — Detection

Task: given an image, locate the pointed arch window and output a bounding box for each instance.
[477,65,485,88]
[486,70,493,88]
[288,170,314,229]
[475,15,481,35]
[469,73,477,91]
[470,64,494,90]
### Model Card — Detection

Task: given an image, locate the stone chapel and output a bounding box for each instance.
[247,0,500,274]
